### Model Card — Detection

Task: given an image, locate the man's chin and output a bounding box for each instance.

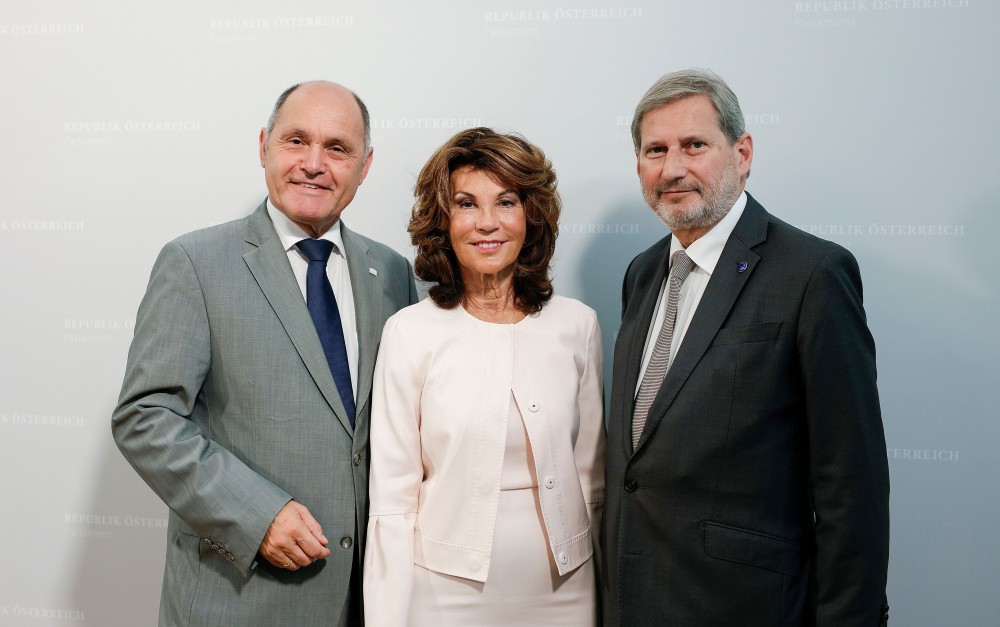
[654,203,706,230]
[285,202,335,221]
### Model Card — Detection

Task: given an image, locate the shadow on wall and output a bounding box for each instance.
[859,188,1000,627]
[67,434,166,625]
[573,196,668,415]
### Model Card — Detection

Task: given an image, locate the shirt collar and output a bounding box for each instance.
[266,198,346,258]
[669,191,747,275]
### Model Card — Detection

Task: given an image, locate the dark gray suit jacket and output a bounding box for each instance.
[602,194,889,626]
[113,201,417,626]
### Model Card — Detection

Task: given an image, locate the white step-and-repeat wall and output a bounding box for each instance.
[2,1,996,625]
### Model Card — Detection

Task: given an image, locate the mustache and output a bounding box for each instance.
[654,182,701,194]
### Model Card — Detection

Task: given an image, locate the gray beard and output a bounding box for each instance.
[644,164,741,232]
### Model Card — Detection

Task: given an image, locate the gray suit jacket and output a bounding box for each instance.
[113,201,417,626]
[602,194,889,626]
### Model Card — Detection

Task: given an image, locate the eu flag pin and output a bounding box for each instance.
[737,261,748,273]
[369,268,378,277]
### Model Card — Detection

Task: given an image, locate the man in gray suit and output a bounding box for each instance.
[113,81,417,626]
[601,70,890,626]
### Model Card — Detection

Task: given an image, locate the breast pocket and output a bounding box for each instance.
[252,375,315,422]
[711,322,782,346]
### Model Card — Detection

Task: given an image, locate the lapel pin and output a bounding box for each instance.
[369,267,378,277]
[737,261,748,273]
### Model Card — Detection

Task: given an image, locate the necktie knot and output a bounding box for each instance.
[296,238,335,263]
[670,250,695,283]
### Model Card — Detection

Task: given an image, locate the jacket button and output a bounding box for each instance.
[352,453,361,466]
[543,476,556,489]
[528,401,540,412]
[624,477,638,492]
[558,551,568,565]
[340,536,353,549]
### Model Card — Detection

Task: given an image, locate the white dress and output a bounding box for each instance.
[363,296,605,627]
[407,396,597,625]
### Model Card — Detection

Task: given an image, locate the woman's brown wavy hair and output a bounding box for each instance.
[409,127,561,313]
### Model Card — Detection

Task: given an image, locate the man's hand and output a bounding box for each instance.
[259,501,331,570]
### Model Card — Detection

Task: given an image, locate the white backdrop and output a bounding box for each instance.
[2,1,997,625]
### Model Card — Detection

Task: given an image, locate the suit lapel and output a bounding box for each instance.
[633,194,770,454]
[242,203,355,436]
[341,223,384,421]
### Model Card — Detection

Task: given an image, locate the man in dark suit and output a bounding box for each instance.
[601,69,890,626]
[113,81,417,626]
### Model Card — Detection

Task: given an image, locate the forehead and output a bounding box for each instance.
[272,85,364,140]
[640,95,723,143]
[450,165,511,193]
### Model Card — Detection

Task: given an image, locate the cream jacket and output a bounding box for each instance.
[363,296,606,625]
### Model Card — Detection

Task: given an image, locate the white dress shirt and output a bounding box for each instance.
[636,192,747,394]
[267,200,359,399]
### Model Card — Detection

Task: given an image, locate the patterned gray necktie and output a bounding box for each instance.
[632,250,696,450]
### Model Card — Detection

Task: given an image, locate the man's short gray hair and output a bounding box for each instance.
[631,69,746,151]
[264,82,371,153]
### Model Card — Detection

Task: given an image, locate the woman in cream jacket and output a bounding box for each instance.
[364,128,605,626]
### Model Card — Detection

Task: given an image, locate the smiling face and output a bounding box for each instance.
[259,82,373,237]
[448,165,527,290]
[637,94,752,245]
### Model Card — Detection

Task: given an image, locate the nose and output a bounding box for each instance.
[660,149,688,181]
[300,144,326,175]
[476,206,500,232]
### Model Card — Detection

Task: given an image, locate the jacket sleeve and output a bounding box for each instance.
[575,308,607,580]
[364,313,425,627]
[111,240,291,574]
[575,310,607,511]
[798,246,890,626]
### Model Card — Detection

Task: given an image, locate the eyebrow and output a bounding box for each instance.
[453,188,517,198]
[281,128,358,150]
[680,132,710,142]
[644,132,711,148]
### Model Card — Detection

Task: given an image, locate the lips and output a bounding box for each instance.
[472,241,504,250]
[292,181,331,191]
[659,186,697,195]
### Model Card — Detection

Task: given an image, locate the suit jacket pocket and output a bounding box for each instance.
[702,521,800,575]
[711,322,782,346]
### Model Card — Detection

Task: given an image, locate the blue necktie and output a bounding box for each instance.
[296,238,356,427]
